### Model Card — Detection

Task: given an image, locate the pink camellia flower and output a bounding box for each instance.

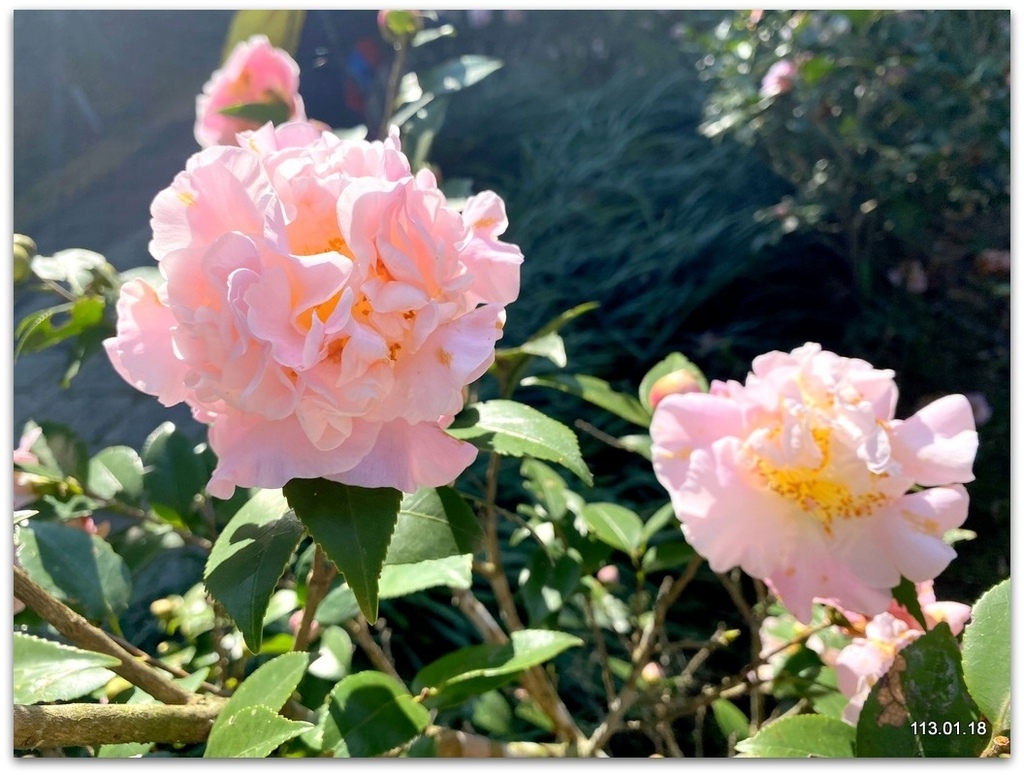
[834,582,971,724]
[195,35,307,148]
[760,59,798,98]
[104,122,522,500]
[651,342,977,623]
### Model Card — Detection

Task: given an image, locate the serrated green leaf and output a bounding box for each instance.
[384,487,481,566]
[204,704,311,758]
[204,489,303,652]
[639,352,709,413]
[15,521,132,621]
[580,502,644,558]
[378,554,472,599]
[855,623,987,757]
[221,652,310,716]
[522,374,650,427]
[13,632,119,704]
[141,422,207,518]
[735,714,855,758]
[712,698,750,743]
[961,578,1010,733]
[283,479,402,624]
[447,400,592,486]
[319,671,430,757]
[412,629,583,709]
[87,446,145,502]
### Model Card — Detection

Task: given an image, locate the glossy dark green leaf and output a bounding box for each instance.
[204,705,311,758]
[384,486,481,565]
[580,502,644,558]
[448,400,592,486]
[856,623,987,757]
[412,629,583,709]
[141,422,207,518]
[522,373,650,427]
[13,632,119,704]
[641,540,696,573]
[961,578,1010,733]
[204,489,303,652]
[735,714,855,758]
[318,671,430,757]
[284,479,402,624]
[15,521,132,622]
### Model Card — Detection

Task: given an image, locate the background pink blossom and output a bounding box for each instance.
[195,34,307,148]
[651,342,977,623]
[105,122,522,499]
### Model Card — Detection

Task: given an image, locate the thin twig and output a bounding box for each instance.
[376,40,408,142]
[343,615,405,687]
[293,546,336,652]
[581,594,617,705]
[14,566,197,706]
[580,555,704,757]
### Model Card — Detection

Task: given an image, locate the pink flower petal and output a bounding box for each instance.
[891,394,978,486]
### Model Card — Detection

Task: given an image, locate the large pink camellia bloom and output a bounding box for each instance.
[104,122,522,499]
[195,35,307,148]
[651,343,977,622]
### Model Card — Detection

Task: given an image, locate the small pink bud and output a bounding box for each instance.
[596,565,620,585]
[289,610,319,641]
[649,369,701,409]
[640,661,665,683]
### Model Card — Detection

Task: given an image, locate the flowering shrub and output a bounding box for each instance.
[195,34,307,147]
[650,342,977,622]
[104,122,522,498]
[12,9,1009,762]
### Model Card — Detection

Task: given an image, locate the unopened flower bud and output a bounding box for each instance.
[640,661,665,684]
[596,565,620,585]
[378,10,424,44]
[13,236,35,284]
[649,369,701,409]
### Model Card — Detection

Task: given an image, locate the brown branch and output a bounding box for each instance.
[343,615,405,687]
[14,701,225,750]
[14,566,196,706]
[428,726,568,758]
[580,555,704,757]
[293,545,336,652]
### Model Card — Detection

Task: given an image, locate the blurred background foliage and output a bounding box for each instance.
[13,8,1010,758]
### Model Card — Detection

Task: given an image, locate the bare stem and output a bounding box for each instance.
[292,545,336,652]
[376,40,409,142]
[580,555,704,757]
[344,615,405,687]
[14,566,196,706]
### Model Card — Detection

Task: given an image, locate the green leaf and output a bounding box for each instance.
[520,459,569,522]
[641,540,696,573]
[416,54,503,100]
[218,98,292,126]
[855,623,987,757]
[97,743,153,758]
[221,652,310,716]
[639,352,709,414]
[516,331,568,368]
[15,521,132,622]
[23,420,89,482]
[384,487,481,566]
[641,503,678,544]
[87,445,145,502]
[412,629,583,709]
[204,489,303,652]
[141,422,207,518]
[283,479,402,624]
[521,550,582,625]
[580,502,644,558]
[528,301,600,340]
[617,433,653,460]
[309,626,354,682]
[522,374,650,427]
[204,705,311,758]
[315,582,360,626]
[14,296,106,358]
[447,400,592,486]
[735,714,855,758]
[318,671,430,757]
[712,698,750,743]
[378,554,473,599]
[13,632,119,704]
[961,578,1010,733]
[891,576,927,632]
